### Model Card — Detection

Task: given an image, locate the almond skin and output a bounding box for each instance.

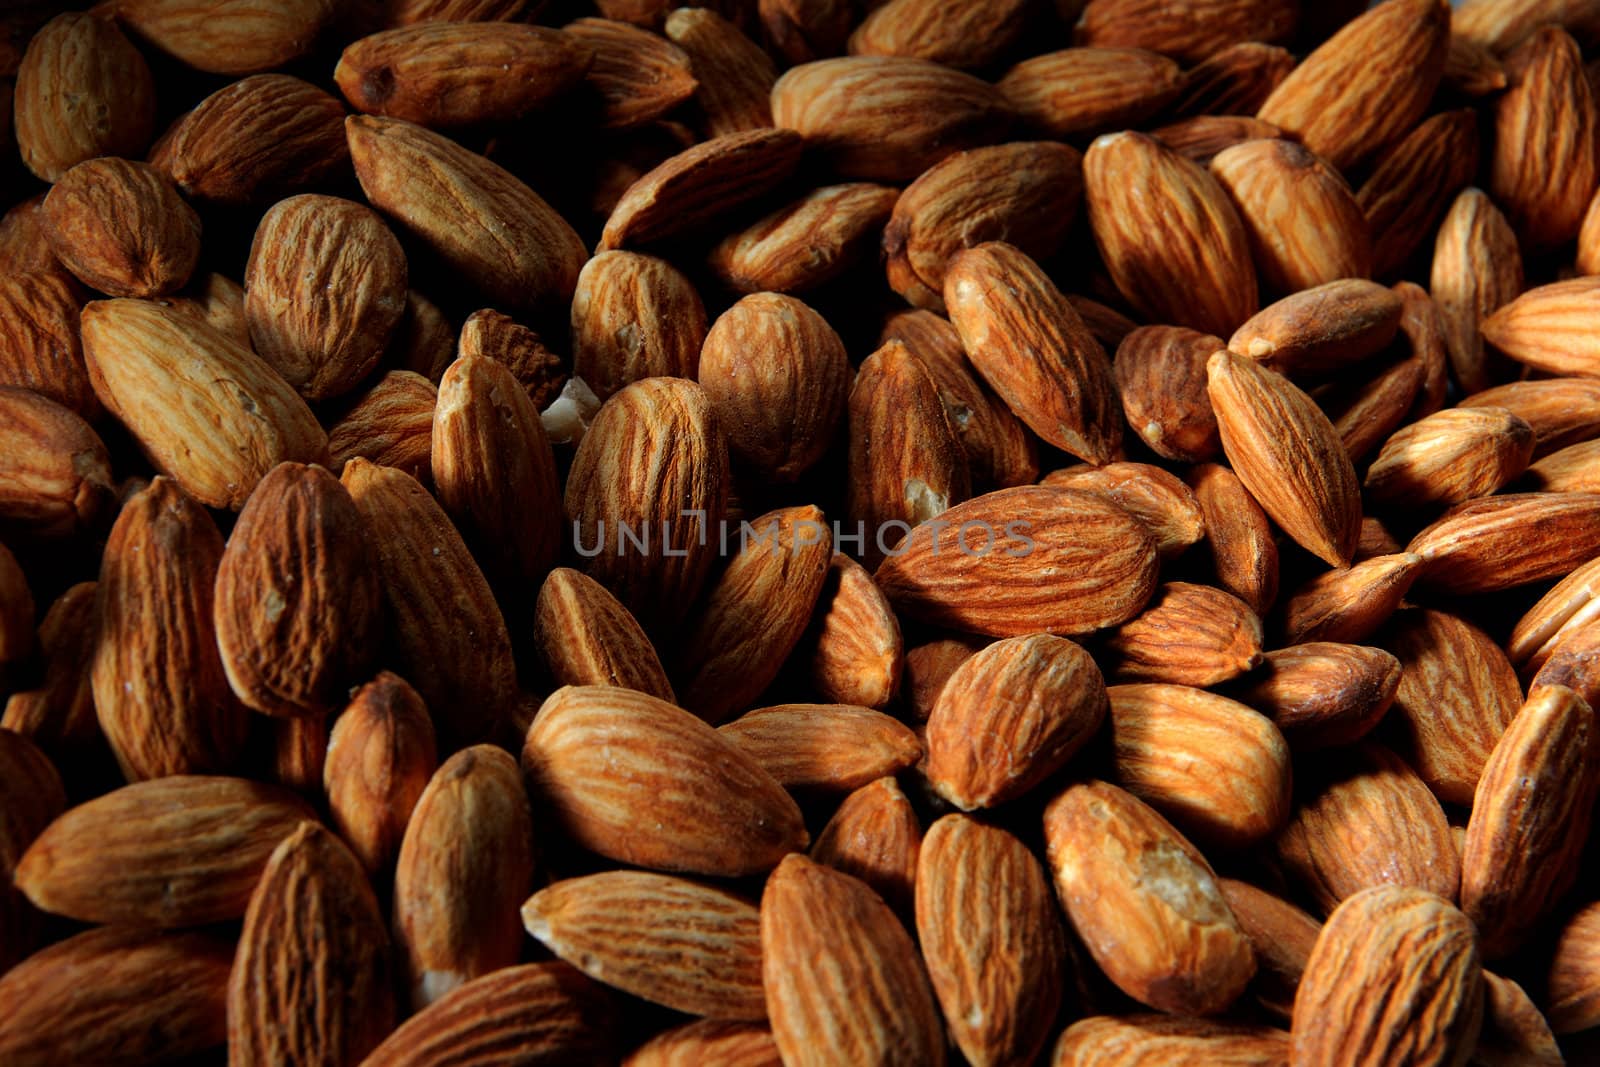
[571,250,706,401]
[1043,462,1205,562]
[761,853,946,1067]
[0,730,65,974]
[335,22,592,127]
[1407,492,1600,595]
[1510,556,1600,673]
[1043,780,1256,1016]
[92,477,249,781]
[0,386,114,542]
[1291,886,1483,1067]
[13,13,156,182]
[810,776,922,919]
[1278,552,1424,647]
[1103,582,1264,687]
[214,462,380,719]
[394,745,535,1010]
[1431,187,1522,395]
[664,7,776,136]
[1548,901,1600,1035]
[874,485,1160,637]
[1227,279,1401,378]
[1218,878,1320,1021]
[42,157,200,298]
[1256,0,1450,171]
[533,567,675,701]
[114,0,335,75]
[565,17,697,129]
[1074,0,1298,62]
[1114,327,1224,464]
[916,815,1066,1067]
[721,703,921,793]
[1357,109,1481,280]
[1207,349,1362,568]
[1085,131,1258,337]
[1482,278,1600,378]
[328,370,437,482]
[0,272,97,420]
[15,775,314,927]
[625,1020,780,1067]
[1231,642,1401,751]
[522,686,807,876]
[797,552,903,710]
[1168,39,1296,109]
[81,298,328,511]
[709,182,899,295]
[998,47,1184,140]
[849,0,1031,70]
[244,193,407,401]
[944,241,1124,464]
[522,871,765,1019]
[1054,1016,1291,1065]
[771,55,1013,182]
[1186,462,1278,616]
[701,292,850,483]
[1365,406,1535,509]
[347,114,587,313]
[228,822,394,1067]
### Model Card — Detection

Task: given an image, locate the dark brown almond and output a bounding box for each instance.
[42,157,200,298]
[534,567,674,701]
[1232,643,1400,751]
[1113,326,1224,464]
[327,371,437,483]
[1186,461,1278,616]
[1278,552,1423,646]
[1043,461,1205,561]
[571,250,706,401]
[1227,279,1401,379]
[665,7,776,136]
[709,183,898,295]
[810,776,922,918]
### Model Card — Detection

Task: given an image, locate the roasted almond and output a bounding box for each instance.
[664,7,776,136]
[848,0,1030,70]
[115,0,334,75]
[0,387,114,542]
[721,703,920,792]
[1103,582,1264,687]
[533,567,675,701]
[1054,1016,1291,1065]
[1278,552,1423,646]
[796,552,903,710]
[1227,279,1401,379]
[571,250,706,401]
[1074,0,1298,62]
[1231,642,1401,750]
[1113,326,1224,464]
[564,17,697,129]
[1482,278,1600,378]
[327,370,437,482]
[709,182,898,295]
[1357,109,1481,279]
[42,157,200,299]
[809,776,922,918]
[0,272,96,420]
[1431,186,1522,395]
[1043,462,1205,561]
[1365,406,1534,509]
[1406,492,1600,595]
[998,47,1183,139]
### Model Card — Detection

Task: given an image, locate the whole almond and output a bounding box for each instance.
[228,822,394,1067]
[115,0,335,75]
[41,157,199,298]
[244,194,407,400]
[335,23,592,127]
[1044,462,1205,561]
[915,815,1065,1067]
[1103,582,1264,686]
[328,370,438,482]
[1357,109,1481,279]
[944,241,1124,464]
[1548,900,1600,1035]
[1207,349,1362,567]
[1231,642,1401,750]
[1171,40,1296,114]
[565,17,697,128]
[1407,492,1600,594]
[761,853,946,1067]
[0,730,64,973]
[998,47,1184,140]
[1510,556,1600,674]
[1482,278,1600,377]
[1186,462,1279,616]
[348,114,587,313]
[523,871,765,1019]
[571,251,706,401]
[1523,439,1600,493]
[926,634,1108,811]
[214,462,379,719]
[1278,552,1424,646]
[709,183,898,295]
[702,292,849,483]
[1218,878,1321,1021]
[1365,406,1534,508]
[81,298,328,510]
[720,703,920,793]
[1227,279,1402,378]
[1151,114,1285,166]
[1114,326,1224,464]
[1256,0,1450,171]
[1431,187,1522,395]
[797,552,903,709]
[849,0,1030,70]
[771,56,1013,182]
[13,13,156,182]
[810,776,922,918]
[1291,886,1483,1067]
[342,458,517,747]
[1085,131,1258,336]
[533,567,675,701]
[1043,780,1256,1015]
[522,685,807,876]
[15,775,313,926]
[664,8,776,136]
[625,1020,780,1067]
[1074,0,1298,62]
[0,387,114,541]
[0,272,96,419]
[455,307,566,410]
[394,746,534,1008]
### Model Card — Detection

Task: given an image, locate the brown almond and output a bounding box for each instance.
[1150,114,1285,167]
[709,183,898,295]
[1218,878,1320,1021]
[1227,279,1401,378]
[1042,462,1206,561]
[720,703,921,792]
[1231,642,1401,750]
[42,157,199,298]
[571,250,706,401]
[1103,582,1264,686]
[1055,1015,1291,1065]
[1278,552,1423,646]
[1510,556,1600,673]
[1074,0,1298,62]
[565,17,697,129]
[0,272,96,420]
[533,567,674,701]
[1548,900,1600,1035]
[1171,40,1296,115]
[810,776,922,919]
[455,307,566,410]
[1365,406,1535,508]
[1113,326,1224,464]
[1357,109,1481,279]
[0,387,114,542]
[1185,461,1279,616]
[0,730,64,973]
[1431,187,1522,395]
[665,7,776,136]
[1,581,100,754]
[759,0,854,66]
[1407,492,1600,595]
[1000,46,1186,141]
[1482,278,1600,378]
[625,1020,779,1067]
[327,370,437,482]
[848,0,1030,70]
[115,0,333,75]
[797,552,903,710]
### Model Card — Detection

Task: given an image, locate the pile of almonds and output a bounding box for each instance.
[10,0,1600,1062]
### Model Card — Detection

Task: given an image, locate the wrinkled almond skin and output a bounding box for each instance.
[944,242,1123,464]
[797,552,903,710]
[720,703,920,793]
[1085,131,1258,337]
[523,871,765,1019]
[1460,686,1595,959]
[1044,462,1205,562]
[348,114,587,313]
[42,157,199,299]
[998,48,1184,140]
[1043,781,1256,1016]
[534,567,674,701]
[214,463,379,719]
[571,251,706,402]
[1256,0,1450,172]
[81,298,329,511]
[115,0,335,75]
[1482,278,1600,379]
[1358,109,1481,280]
[1365,406,1534,509]
[1103,582,1264,687]
[875,486,1159,638]
[927,634,1108,811]
[0,272,96,420]
[455,308,566,410]
[0,730,64,974]
[1232,642,1400,751]
[761,854,946,1067]
[1218,878,1320,1022]
[810,776,922,919]
[342,459,517,747]
[328,371,437,483]
[1053,1015,1291,1066]
[1279,552,1423,648]
[565,17,697,129]
[92,477,248,781]
[1275,743,1459,915]
[228,822,395,1067]
[1151,114,1285,166]
[703,293,850,484]
[710,183,898,295]
[1074,0,1298,62]
[1108,684,1291,849]
[2,582,101,754]
[1227,279,1401,378]
[153,74,351,207]
[245,194,407,401]
[1186,462,1278,616]
[1548,901,1600,1036]
[916,815,1066,1067]
[664,7,776,137]
[1291,886,1483,1067]
[1173,42,1296,117]
[1407,492,1600,595]
[849,0,1030,70]
[1114,326,1224,464]
[522,686,807,877]
[0,387,114,542]
[625,1020,779,1067]
[1431,187,1522,395]
[323,672,437,882]
[336,22,592,127]
[394,746,535,1009]
[15,775,314,927]
[564,378,729,630]
[771,56,1013,182]
[14,13,156,183]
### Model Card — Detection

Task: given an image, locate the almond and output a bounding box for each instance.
[1395,279,1450,419]
[1318,353,1426,464]
[1278,552,1423,646]
[571,250,705,401]
[1510,556,1600,672]
[1431,187,1522,395]
[999,47,1183,140]
[1055,1017,1292,1064]
[771,56,1013,182]
[0,272,97,420]
[1357,109,1481,279]
[702,292,849,483]
[1113,326,1224,464]
[759,0,853,65]
[1227,279,1401,378]
[796,552,903,709]
[1218,878,1320,1021]
[2,582,100,755]
[1291,886,1483,1066]
[761,853,946,1067]
[874,485,1160,637]
[115,0,335,75]
[1085,131,1258,336]
[1407,492,1600,594]
[1231,642,1401,750]
[1185,462,1279,616]
[1548,900,1600,1035]
[228,822,394,1066]
[1044,462,1205,561]
[523,870,764,1019]
[1171,41,1296,115]
[915,815,1066,1067]
[1103,582,1264,686]
[328,370,437,482]
[1207,348,1362,567]
[665,7,776,136]
[533,567,675,701]
[1074,0,1298,62]
[709,182,898,294]
[391,290,455,383]
[41,157,200,299]
[81,298,328,510]
[214,462,380,719]
[625,1020,779,1067]
[944,241,1124,464]
[522,685,807,875]
[1365,406,1534,508]
[244,193,407,400]
[1482,278,1600,377]
[848,0,1030,69]
[0,730,64,973]
[1257,0,1450,171]
[1042,780,1256,1015]
[15,775,314,926]
[455,307,567,410]
[565,17,697,128]
[0,387,114,541]
[810,776,922,919]
[721,702,920,792]
[1150,114,1285,167]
